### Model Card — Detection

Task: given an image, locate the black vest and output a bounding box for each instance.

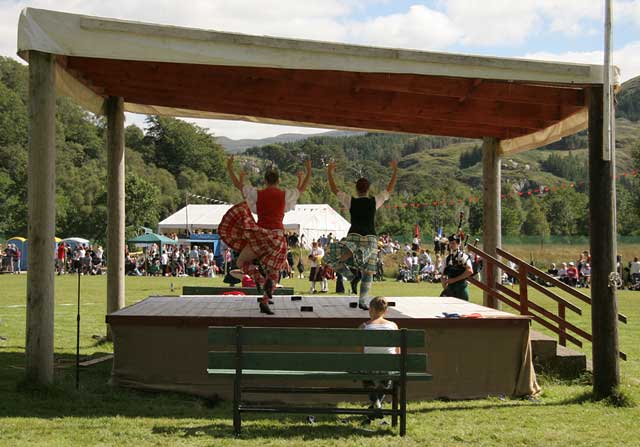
[349,196,376,236]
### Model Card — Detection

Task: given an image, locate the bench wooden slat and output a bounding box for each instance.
[208,351,427,372]
[207,327,425,347]
[206,368,433,381]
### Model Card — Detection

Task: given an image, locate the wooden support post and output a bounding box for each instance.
[25,51,56,385]
[518,265,529,316]
[558,303,567,347]
[588,86,620,398]
[482,137,501,309]
[106,96,125,340]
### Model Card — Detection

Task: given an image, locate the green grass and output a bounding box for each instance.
[1,273,639,446]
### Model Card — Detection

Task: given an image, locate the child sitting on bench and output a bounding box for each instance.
[360,296,399,423]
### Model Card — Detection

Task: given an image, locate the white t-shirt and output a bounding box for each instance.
[160,253,169,265]
[361,320,399,354]
[310,247,324,268]
[242,186,300,214]
[630,262,640,275]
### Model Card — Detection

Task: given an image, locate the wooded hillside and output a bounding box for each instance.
[0,56,639,243]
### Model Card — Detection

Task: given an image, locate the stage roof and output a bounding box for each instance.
[17,8,620,154]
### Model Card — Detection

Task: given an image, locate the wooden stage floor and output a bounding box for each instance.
[107,294,525,327]
[106,295,540,400]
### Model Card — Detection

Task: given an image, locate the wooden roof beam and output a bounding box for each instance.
[66,57,587,107]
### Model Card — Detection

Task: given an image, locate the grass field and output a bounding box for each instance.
[1,273,639,446]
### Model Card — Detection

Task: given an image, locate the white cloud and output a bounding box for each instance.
[2,1,639,139]
[441,0,639,45]
[443,0,542,46]
[523,40,640,82]
[347,5,462,50]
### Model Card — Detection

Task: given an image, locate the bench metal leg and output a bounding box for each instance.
[392,382,398,427]
[233,404,241,436]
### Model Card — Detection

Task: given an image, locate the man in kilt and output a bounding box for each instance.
[325,160,398,310]
[218,156,312,314]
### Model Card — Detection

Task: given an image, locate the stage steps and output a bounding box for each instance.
[530,330,587,379]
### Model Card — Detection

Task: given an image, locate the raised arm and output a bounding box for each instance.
[327,162,339,196]
[297,159,312,193]
[226,155,245,192]
[386,160,398,193]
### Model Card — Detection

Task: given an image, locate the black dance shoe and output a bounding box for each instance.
[259,302,274,315]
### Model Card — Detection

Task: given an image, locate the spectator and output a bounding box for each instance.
[557,262,568,282]
[580,263,592,288]
[56,242,66,275]
[566,262,579,287]
[630,257,640,285]
[547,263,558,277]
[161,250,169,276]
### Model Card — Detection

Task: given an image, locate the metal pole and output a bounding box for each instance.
[602,0,613,161]
[76,263,81,390]
[185,192,190,236]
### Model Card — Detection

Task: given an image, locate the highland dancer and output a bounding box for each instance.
[218,156,312,314]
[326,160,398,310]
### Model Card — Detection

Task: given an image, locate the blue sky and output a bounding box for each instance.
[1,0,639,138]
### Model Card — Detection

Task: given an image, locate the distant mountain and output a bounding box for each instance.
[216,130,365,153]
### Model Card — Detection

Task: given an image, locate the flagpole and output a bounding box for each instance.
[602,0,613,161]
[185,192,190,236]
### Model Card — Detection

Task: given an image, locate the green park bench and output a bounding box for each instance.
[206,326,432,436]
[183,286,295,295]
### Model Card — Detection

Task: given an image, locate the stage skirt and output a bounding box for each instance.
[217,202,288,272]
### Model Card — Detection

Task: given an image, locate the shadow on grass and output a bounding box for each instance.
[152,420,392,440]
[412,390,616,414]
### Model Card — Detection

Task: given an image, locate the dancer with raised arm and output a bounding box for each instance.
[218,156,312,314]
[326,160,398,310]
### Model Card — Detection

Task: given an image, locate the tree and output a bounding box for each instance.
[126,175,160,234]
[501,194,524,236]
[522,197,550,238]
[144,116,226,179]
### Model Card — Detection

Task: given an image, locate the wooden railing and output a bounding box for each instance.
[465,245,627,360]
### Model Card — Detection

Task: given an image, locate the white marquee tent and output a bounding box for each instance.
[157,204,351,244]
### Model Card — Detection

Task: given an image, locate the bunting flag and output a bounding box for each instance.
[335,168,639,211]
[187,192,229,205]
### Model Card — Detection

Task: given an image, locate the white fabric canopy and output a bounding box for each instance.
[157,204,350,243]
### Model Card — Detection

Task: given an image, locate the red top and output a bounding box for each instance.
[256,187,286,230]
[57,244,65,260]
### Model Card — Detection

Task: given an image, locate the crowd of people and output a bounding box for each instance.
[543,252,640,290]
[0,243,22,274]
[55,243,104,275]
[125,244,222,277]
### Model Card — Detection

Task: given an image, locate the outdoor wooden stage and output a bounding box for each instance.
[106,295,540,401]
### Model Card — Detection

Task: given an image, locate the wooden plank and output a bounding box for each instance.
[67,57,586,107]
[527,280,582,314]
[100,82,564,131]
[207,369,433,381]
[208,327,425,348]
[79,354,114,367]
[207,352,427,372]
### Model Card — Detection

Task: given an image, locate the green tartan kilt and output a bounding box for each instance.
[325,233,378,273]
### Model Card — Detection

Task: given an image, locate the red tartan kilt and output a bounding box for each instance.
[218,202,288,272]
